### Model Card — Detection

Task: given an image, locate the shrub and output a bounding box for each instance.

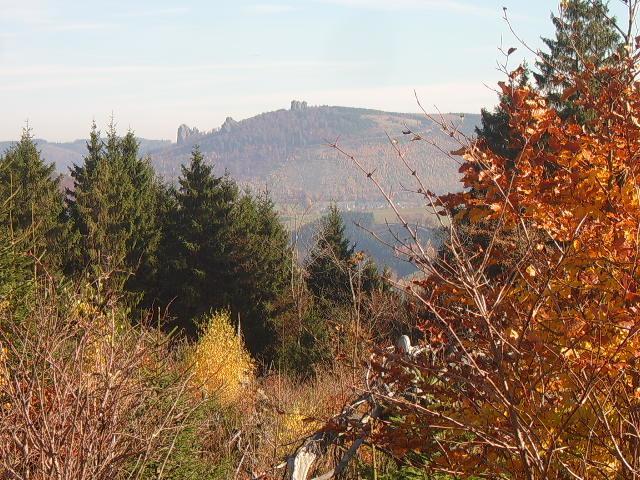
[0,284,195,480]
[328,49,640,480]
[189,310,255,408]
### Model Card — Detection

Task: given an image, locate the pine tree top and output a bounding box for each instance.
[535,0,621,94]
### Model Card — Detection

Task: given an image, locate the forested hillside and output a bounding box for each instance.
[156,104,480,208]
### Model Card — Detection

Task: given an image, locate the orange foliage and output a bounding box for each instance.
[369,54,640,478]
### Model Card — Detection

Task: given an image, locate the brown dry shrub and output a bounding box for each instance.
[0,284,197,480]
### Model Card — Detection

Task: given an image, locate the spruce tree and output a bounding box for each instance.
[140,182,176,306]
[159,148,292,357]
[160,146,238,334]
[277,205,384,376]
[0,128,68,273]
[475,69,530,161]
[0,165,34,319]
[229,191,290,355]
[464,71,531,265]
[68,121,110,272]
[306,204,355,303]
[118,131,162,294]
[68,121,160,292]
[534,0,621,118]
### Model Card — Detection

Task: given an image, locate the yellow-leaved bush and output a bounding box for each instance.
[72,298,113,374]
[189,311,255,407]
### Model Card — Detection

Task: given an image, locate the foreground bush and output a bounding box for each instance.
[0,284,196,480]
[284,13,640,480]
[189,310,255,408]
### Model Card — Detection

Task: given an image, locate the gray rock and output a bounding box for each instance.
[290,100,308,111]
[176,124,201,145]
[220,116,238,133]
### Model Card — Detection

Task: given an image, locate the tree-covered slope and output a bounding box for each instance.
[155,102,481,208]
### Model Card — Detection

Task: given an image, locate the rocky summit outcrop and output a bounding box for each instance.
[220,117,239,133]
[177,124,202,145]
[290,100,308,111]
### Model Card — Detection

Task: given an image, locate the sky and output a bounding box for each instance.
[0,1,628,141]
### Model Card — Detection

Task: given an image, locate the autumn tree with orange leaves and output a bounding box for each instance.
[288,5,640,480]
[362,27,640,480]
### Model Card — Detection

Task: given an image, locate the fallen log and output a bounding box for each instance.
[285,338,422,480]
[285,398,381,480]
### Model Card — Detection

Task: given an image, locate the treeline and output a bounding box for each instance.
[0,120,400,371]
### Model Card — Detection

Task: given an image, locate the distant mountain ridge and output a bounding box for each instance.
[1,102,480,209]
[156,101,480,208]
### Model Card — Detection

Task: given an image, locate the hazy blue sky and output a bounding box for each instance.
[0,1,627,141]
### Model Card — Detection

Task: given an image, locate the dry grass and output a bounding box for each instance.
[0,286,376,479]
[227,364,361,477]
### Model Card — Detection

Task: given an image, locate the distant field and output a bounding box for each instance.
[280,206,443,231]
[370,207,442,228]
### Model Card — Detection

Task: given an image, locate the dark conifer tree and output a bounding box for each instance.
[475,69,530,162]
[534,0,621,118]
[67,121,160,292]
[229,191,290,355]
[117,131,162,294]
[159,146,238,334]
[0,204,33,321]
[0,157,36,319]
[68,121,107,272]
[159,148,292,358]
[0,128,68,273]
[360,256,385,293]
[306,204,355,303]
[275,205,385,376]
